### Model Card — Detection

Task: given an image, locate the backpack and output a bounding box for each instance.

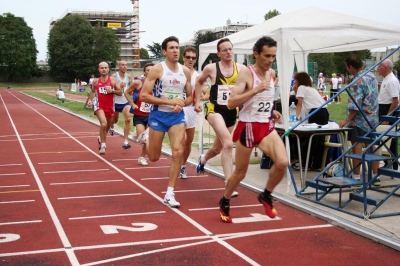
[324,161,344,177]
[260,153,274,169]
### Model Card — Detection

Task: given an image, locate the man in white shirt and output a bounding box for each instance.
[337,73,342,103]
[56,88,65,103]
[377,59,400,173]
[330,73,339,103]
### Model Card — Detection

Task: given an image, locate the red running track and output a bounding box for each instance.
[0,89,399,265]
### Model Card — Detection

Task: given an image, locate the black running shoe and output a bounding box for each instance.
[258,193,277,218]
[219,198,232,223]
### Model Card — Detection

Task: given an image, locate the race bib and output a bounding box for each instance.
[217,85,233,105]
[159,86,183,112]
[139,102,152,113]
[251,96,273,119]
[99,86,111,95]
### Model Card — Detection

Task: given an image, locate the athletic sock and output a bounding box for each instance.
[221,196,230,205]
[262,189,272,199]
[101,143,106,148]
[200,155,206,164]
[124,139,128,145]
[166,187,174,197]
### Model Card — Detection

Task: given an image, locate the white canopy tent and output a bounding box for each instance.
[198,7,400,191]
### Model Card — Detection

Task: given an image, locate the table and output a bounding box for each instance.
[275,123,350,187]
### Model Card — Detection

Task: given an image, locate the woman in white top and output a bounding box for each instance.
[293,72,329,170]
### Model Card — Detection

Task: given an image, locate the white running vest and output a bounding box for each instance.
[114,72,129,104]
[155,62,186,112]
[239,66,275,123]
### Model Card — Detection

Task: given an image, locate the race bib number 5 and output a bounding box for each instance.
[251,96,273,119]
[217,85,233,105]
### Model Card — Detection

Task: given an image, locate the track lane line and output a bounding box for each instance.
[58,193,141,200]
[50,180,124,185]
[2,93,80,266]
[43,169,109,174]
[12,90,261,266]
[69,211,166,220]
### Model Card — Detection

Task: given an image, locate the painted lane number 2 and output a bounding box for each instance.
[100,223,157,234]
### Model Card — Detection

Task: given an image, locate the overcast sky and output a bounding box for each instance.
[3,0,400,60]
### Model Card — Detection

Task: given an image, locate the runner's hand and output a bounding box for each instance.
[194,102,203,112]
[256,79,271,93]
[87,100,92,107]
[172,104,183,113]
[170,98,185,107]
[130,103,138,110]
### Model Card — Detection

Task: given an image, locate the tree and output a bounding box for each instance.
[394,59,400,75]
[140,48,149,59]
[332,50,372,75]
[47,14,120,82]
[192,30,219,70]
[146,42,162,58]
[308,53,336,77]
[264,9,281,20]
[0,13,38,81]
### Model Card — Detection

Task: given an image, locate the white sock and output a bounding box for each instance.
[200,155,206,164]
[181,165,186,168]
[124,139,128,144]
[166,187,174,197]
[101,143,106,148]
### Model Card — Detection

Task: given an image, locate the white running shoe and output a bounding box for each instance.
[163,193,180,208]
[179,166,188,179]
[138,157,148,166]
[231,189,239,197]
[136,128,149,144]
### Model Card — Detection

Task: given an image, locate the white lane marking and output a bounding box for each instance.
[58,193,141,200]
[163,188,225,193]
[50,180,123,185]
[0,164,23,167]
[232,213,282,223]
[0,220,42,226]
[189,204,262,211]
[125,166,169,170]
[112,158,167,162]
[0,248,66,257]
[0,200,35,204]
[141,175,207,180]
[0,185,30,188]
[0,173,25,176]
[14,92,259,266]
[38,160,98,165]
[43,169,109,174]
[101,223,158,234]
[2,93,80,266]
[0,131,97,138]
[0,136,95,142]
[69,211,166,220]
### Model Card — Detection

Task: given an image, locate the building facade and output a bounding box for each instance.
[49,0,141,70]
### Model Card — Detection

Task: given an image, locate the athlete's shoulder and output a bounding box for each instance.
[235,63,247,72]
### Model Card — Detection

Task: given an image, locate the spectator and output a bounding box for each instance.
[330,73,339,103]
[317,72,326,92]
[339,54,380,185]
[56,88,65,103]
[337,73,343,103]
[293,72,329,170]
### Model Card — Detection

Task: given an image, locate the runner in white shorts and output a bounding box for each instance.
[180,46,209,178]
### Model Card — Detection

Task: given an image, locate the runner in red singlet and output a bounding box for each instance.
[87,62,122,155]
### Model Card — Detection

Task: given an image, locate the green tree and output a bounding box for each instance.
[264,9,281,20]
[140,48,149,59]
[332,50,372,75]
[47,15,120,82]
[308,53,336,77]
[394,59,400,75]
[192,30,219,70]
[0,13,38,81]
[146,42,162,58]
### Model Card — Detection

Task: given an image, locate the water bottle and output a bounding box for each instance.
[289,102,296,122]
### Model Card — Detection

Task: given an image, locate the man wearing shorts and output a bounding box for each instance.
[124,63,154,166]
[87,62,122,155]
[194,38,246,196]
[339,54,379,183]
[179,46,209,179]
[218,37,287,223]
[110,61,132,149]
[139,36,193,208]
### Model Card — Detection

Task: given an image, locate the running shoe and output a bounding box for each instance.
[99,146,106,155]
[373,177,381,186]
[231,189,239,197]
[138,157,148,166]
[179,166,188,179]
[163,193,180,208]
[258,193,277,218]
[97,136,101,150]
[122,142,131,149]
[136,128,149,144]
[109,128,114,136]
[219,198,232,223]
[196,154,205,174]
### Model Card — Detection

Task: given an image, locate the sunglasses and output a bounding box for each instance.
[184,56,197,60]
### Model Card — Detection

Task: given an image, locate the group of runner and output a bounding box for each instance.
[87,35,288,223]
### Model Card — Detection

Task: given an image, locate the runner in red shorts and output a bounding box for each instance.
[87,62,122,155]
[219,37,288,223]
